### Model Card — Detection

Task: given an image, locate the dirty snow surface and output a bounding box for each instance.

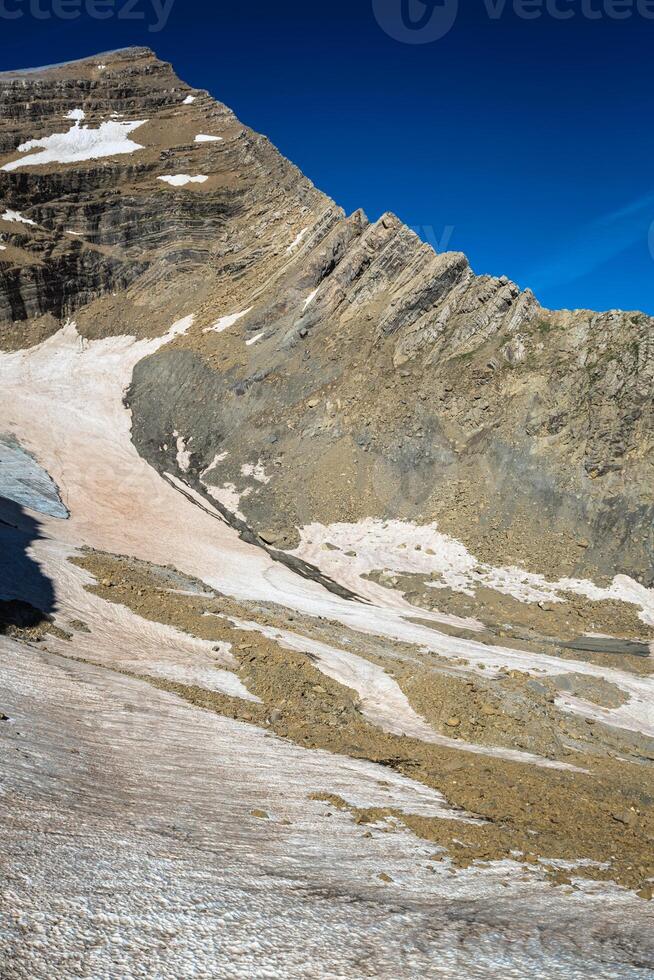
[0,323,652,977]
[5,639,651,979]
[2,118,146,170]
[293,519,654,629]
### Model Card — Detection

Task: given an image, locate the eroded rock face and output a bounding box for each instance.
[1,47,652,585]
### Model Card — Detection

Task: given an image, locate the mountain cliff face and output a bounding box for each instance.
[1,46,652,588]
[2,48,654,972]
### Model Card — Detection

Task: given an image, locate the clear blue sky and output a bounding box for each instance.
[2,1,653,314]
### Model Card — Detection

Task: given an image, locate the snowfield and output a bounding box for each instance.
[0,321,652,741]
[3,638,650,978]
[0,320,653,977]
[292,519,654,626]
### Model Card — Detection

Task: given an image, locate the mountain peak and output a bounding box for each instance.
[0,49,651,590]
[0,45,164,77]
[1,50,653,968]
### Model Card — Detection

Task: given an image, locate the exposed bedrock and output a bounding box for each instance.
[129,338,654,588]
[1,46,652,587]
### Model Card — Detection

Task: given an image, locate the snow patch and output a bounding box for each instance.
[245,332,264,346]
[227,616,582,771]
[293,519,654,627]
[134,661,261,702]
[2,119,147,171]
[168,314,195,339]
[176,436,192,473]
[158,174,208,187]
[2,209,36,226]
[241,461,271,485]
[65,108,85,122]
[286,227,308,253]
[195,134,223,143]
[204,308,252,334]
[292,519,479,620]
[201,452,229,478]
[204,483,251,522]
[183,95,196,105]
[211,639,236,664]
[303,288,319,310]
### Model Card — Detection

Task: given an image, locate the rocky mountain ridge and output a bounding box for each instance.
[1,46,652,588]
[1,49,654,975]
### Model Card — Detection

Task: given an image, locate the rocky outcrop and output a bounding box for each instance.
[1,47,652,586]
[0,47,328,343]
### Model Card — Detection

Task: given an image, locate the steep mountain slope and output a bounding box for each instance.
[1,48,653,978]
[1,47,652,593]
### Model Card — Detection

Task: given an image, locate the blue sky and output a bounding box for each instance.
[2,0,652,314]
